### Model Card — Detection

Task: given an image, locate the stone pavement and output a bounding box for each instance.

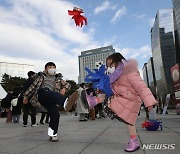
[0,110,179,154]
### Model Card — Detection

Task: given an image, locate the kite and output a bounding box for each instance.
[68,7,87,27]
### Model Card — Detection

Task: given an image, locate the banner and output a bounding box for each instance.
[171,64,180,91]
[171,64,180,104]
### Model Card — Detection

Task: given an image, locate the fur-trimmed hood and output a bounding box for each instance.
[121,59,139,75]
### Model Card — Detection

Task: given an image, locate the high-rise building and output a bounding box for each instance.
[0,62,34,82]
[142,63,149,86]
[173,0,180,64]
[151,9,177,100]
[146,57,156,95]
[78,46,115,83]
[142,58,157,96]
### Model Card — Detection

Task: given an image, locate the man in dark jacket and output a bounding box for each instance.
[22,71,37,127]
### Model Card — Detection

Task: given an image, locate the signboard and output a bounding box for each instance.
[171,64,180,91]
[171,64,180,104]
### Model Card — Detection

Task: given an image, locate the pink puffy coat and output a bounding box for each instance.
[109,59,158,125]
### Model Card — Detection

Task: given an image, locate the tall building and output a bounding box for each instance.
[0,62,34,82]
[78,46,115,83]
[146,57,156,95]
[151,9,177,100]
[173,0,180,64]
[142,58,157,95]
[142,63,149,86]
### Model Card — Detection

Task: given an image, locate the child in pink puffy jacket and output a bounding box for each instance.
[106,53,158,152]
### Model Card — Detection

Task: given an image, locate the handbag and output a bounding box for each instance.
[11,98,18,107]
[86,92,98,109]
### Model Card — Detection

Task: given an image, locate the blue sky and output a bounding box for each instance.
[0,0,173,82]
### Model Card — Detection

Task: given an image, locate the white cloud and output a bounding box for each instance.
[114,45,152,60]
[129,45,152,59]
[0,0,100,82]
[132,13,146,20]
[94,1,110,14]
[102,36,118,47]
[111,6,127,23]
[114,45,152,78]
[112,5,117,10]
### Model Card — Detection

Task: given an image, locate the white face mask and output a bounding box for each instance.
[48,68,56,75]
[106,67,115,74]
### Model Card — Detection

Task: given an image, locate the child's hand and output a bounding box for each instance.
[148,105,153,111]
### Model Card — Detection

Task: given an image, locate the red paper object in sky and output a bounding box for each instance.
[68,7,87,27]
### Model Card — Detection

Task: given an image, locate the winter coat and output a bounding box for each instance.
[109,59,158,125]
[1,93,14,108]
[12,94,23,115]
[76,87,89,114]
[24,72,70,108]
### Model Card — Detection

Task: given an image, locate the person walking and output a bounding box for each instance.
[76,83,89,122]
[11,94,23,123]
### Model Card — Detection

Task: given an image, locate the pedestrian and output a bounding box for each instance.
[40,112,49,124]
[76,83,89,121]
[105,53,158,152]
[22,71,37,127]
[1,91,14,123]
[11,94,23,123]
[23,62,73,142]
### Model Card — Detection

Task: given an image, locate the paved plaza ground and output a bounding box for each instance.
[0,110,179,154]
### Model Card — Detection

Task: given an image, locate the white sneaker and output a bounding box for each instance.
[48,127,57,137]
[31,124,38,127]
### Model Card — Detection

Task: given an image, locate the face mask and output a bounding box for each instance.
[48,68,56,75]
[106,67,115,74]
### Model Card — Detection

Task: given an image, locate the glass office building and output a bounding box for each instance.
[151,9,176,100]
[146,57,156,95]
[78,46,115,83]
[173,0,180,64]
[142,58,156,95]
[142,63,149,86]
[0,62,34,82]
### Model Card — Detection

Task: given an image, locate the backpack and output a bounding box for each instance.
[141,120,162,131]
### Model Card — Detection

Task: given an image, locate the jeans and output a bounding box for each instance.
[13,115,20,123]
[38,88,67,135]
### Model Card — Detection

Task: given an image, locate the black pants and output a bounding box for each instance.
[37,88,67,135]
[40,112,49,123]
[23,103,36,125]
